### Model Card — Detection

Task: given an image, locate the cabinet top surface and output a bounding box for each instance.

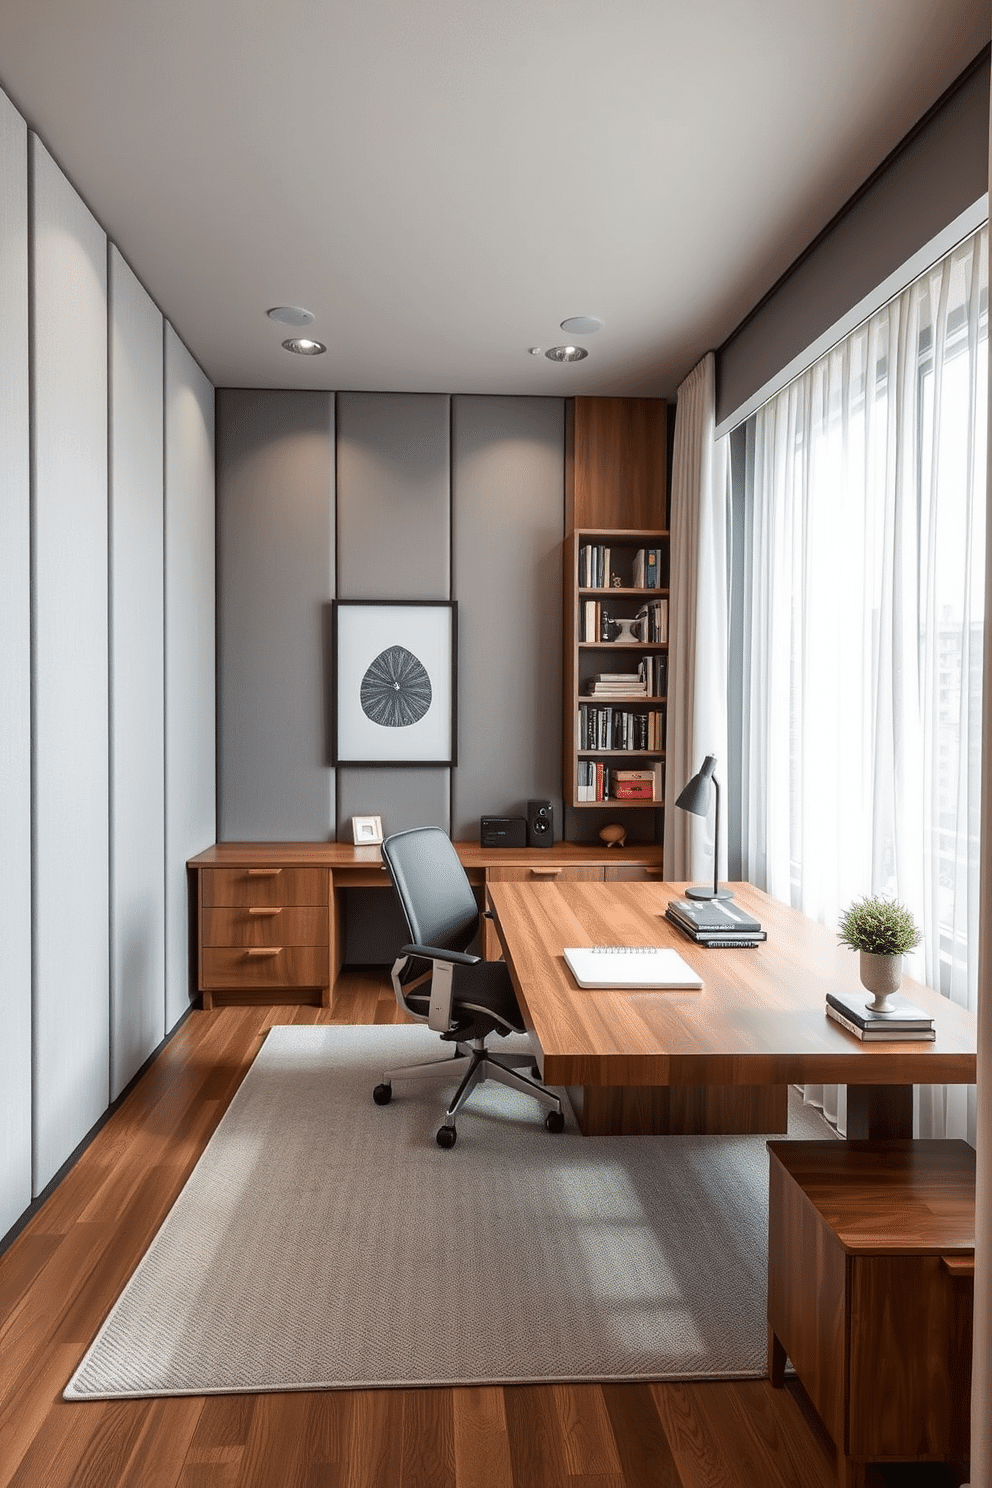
[767,1139,976,1253]
[187,841,666,869]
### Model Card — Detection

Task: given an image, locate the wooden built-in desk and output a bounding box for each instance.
[485,878,978,1139]
[186,839,665,1009]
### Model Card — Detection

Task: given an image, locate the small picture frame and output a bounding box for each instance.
[351,814,384,846]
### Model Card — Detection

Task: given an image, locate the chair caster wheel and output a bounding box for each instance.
[530,1065,541,1079]
[436,1125,457,1149]
[545,1110,565,1133]
[373,1083,392,1105]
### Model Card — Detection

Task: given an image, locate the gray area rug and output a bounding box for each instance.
[65,1023,834,1398]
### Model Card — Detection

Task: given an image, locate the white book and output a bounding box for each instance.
[564,946,703,989]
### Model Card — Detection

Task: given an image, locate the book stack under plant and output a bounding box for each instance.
[824,992,934,1041]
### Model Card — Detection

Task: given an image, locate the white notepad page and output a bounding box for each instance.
[563,946,703,989]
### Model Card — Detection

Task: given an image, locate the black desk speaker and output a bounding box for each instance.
[527,799,554,849]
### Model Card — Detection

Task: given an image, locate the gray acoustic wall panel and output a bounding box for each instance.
[0,90,31,1234]
[216,390,335,839]
[30,138,110,1192]
[165,327,216,1030]
[451,396,565,840]
[109,248,166,1099]
[336,393,451,600]
[335,392,452,840]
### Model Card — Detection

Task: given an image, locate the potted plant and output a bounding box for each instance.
[837,895,922,1010]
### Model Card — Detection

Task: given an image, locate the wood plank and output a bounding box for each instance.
[451,1387,514,1488]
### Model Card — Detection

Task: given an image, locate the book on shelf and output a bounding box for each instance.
[824,990,933,1030]
[667,898,762,934]
[632,548,662,590]
[615,781,653,800]
[826,1005,935,1042]
[665,911,765,947]
[635,598,668,644]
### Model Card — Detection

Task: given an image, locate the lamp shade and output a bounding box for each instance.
[675,754,717,816]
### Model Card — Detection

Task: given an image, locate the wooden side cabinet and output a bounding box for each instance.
[198,863,333,1008]
[767,1140,975,1488]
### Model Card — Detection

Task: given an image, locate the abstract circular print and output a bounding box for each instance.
[360,646,433,728]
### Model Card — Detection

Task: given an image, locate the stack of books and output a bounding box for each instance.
[825,991,935,1042]
[665,898,765,947]
[584,672,646,698]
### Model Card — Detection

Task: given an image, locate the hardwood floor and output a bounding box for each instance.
[0,972,967,1488]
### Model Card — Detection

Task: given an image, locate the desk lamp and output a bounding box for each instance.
[674,754,732,901]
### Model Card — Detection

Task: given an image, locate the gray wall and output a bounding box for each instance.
[717,50,990,427]
[0,82,215,1239]
[216,391,567,901]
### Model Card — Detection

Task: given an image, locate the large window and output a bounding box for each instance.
[735,225,987,1139]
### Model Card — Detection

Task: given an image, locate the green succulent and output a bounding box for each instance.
[837,895,922,956]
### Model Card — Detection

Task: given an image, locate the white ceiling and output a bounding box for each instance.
[0,1,988,397]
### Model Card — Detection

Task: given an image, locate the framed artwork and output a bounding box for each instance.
[333,601,457,765]
[351,814,384,845]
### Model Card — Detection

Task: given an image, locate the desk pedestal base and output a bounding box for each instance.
[567,1082,789,1136]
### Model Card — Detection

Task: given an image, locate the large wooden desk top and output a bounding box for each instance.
[485,879,978,1092]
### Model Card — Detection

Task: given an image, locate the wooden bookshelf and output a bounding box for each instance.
[564,527,669,812]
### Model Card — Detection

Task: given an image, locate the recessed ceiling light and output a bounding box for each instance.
[560,316,603,335]
[545,345,588,362]
[282,337,326,355]
[268,306,315,327]
[529,347,543,356]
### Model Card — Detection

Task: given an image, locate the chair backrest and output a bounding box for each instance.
[381,827,480,954]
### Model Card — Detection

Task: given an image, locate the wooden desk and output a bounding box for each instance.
[485,879,978,1139]
[186,840,665,1008]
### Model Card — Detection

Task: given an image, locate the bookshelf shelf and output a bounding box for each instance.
[565,527,669,812]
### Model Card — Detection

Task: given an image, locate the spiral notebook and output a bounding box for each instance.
[563,945,703,989]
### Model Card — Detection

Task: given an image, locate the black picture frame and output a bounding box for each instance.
[332,600,458,766]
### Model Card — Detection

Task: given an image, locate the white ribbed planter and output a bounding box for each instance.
[859,950,902,1011]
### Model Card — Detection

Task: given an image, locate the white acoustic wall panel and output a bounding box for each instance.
[0,90,32,1235]
[165,326,215,1030]
[30,137,110,1192]
[109,248,165,1098]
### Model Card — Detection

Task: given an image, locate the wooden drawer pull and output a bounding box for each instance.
[248,907,282,917]
[530,867,561,878]
[941,1254,975,1278]
[247,947,282,958]
[248,868,282,878]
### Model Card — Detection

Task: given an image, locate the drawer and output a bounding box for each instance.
[603,864,665,882]
[486,865,605,883]
[202,906,328,947]
[202,945,329,990]
[200,867,327,907]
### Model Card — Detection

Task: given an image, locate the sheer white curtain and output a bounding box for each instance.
[665,353,731,881]
[739,226,987,1140]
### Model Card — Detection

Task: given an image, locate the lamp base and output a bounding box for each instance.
[684,885,734,901]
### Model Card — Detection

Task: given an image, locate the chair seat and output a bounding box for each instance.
[405,958,525,1037]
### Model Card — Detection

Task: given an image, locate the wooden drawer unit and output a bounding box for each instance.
[486,864,605,883]
[767,1140,975,1487]
[201,907,328,947]
[197,863,331,1008]
[201,866,327,907]
[202,946,330,993]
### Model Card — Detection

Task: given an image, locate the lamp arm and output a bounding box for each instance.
[713,776,720,898]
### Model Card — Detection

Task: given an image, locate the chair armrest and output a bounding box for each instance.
[401,943,480,967]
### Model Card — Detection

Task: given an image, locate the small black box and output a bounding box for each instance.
[480,815,527,848]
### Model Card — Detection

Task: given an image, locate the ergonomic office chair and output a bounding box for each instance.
[374,826,565,1148]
